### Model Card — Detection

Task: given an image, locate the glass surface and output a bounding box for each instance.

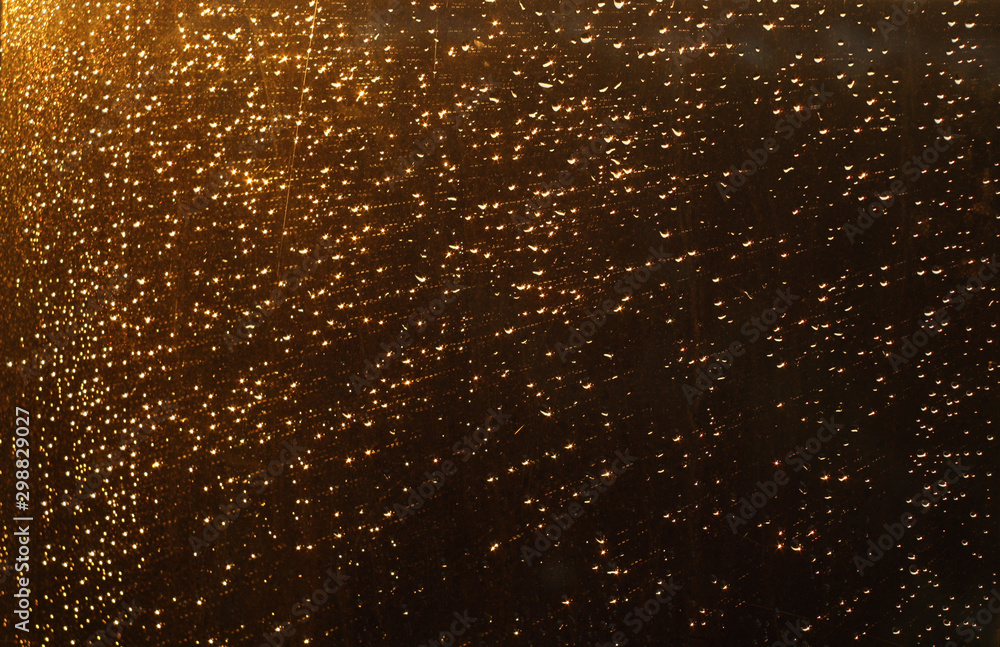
[1,1,999,645]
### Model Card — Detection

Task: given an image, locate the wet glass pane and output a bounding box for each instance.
[1,0,999,645]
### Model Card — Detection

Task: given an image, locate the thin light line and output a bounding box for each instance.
[273,0,321,285]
